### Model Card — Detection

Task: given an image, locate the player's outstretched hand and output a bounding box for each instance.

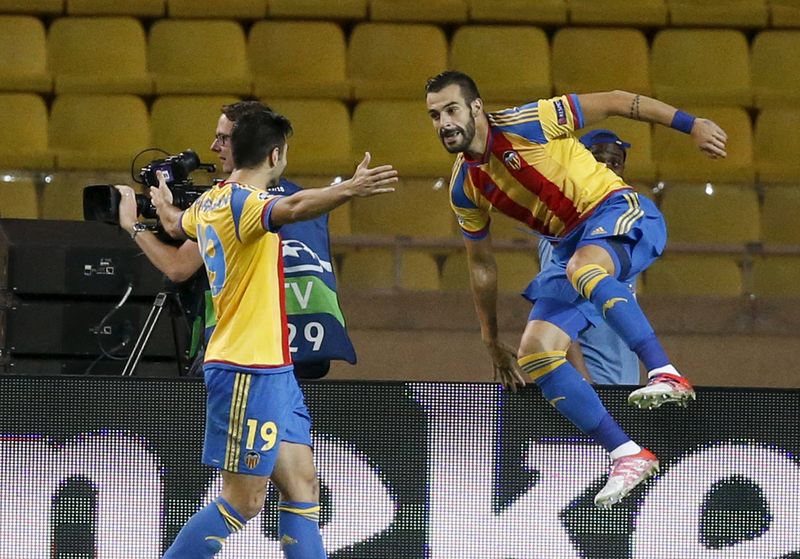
[347,152,398,198]
[487,341,527,392]
[691,118,728,159]
[148,170,174,211]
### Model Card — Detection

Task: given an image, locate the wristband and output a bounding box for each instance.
[671,110,696,134]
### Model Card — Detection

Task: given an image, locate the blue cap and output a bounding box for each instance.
[579,129,631,151]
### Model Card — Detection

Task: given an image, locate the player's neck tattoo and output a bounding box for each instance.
[629,95,641,120]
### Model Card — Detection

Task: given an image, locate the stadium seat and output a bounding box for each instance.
[0,178,39,219]
[449,25,551,105]
[50,94,150,170]
[0,16,50,93]
[488,213,536,242]
[48,17,151,95]
[339,248,440,290]
[760,187,800,244]
[467,0,567,24]
[552,27,650,96]
[651,30,752,108]
[579,117,656,183]
[659,184,760,244]
[249,21,349,100]
[351,100,456,177]
[348,23,447,100]
[166,0,266,18]
[149,20,250,95]
[752,31,800,108]
[752,256,800,297]
[369,0,468,23]
[65,0,164,16]
[654,106,754,183]
[0,94,54,169]
[441,250,537,292]
[41,175,92,220]
[569,0,667,25]
[266,99,352,176]
[771,0,800,27]
[755,108,800,183]
[350,177,455,237]
[0,0,63,14]
[267,0,367,19]
[328,203,352,236]
[667,0,768,27]
[150,95,238,168]
[644,254,743,296]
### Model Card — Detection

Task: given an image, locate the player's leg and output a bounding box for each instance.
[518,302,658,507]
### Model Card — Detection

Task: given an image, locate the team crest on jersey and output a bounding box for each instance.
[554,99,567,125]
[244,451,260,470]
[503,150,522,171]
[258,192,270,200]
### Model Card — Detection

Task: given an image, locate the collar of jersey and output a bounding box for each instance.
[463,128,494,167]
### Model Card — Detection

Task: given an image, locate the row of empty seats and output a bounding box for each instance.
[3,16,800,108]
[3,92,800,183]
[2,0,799,29]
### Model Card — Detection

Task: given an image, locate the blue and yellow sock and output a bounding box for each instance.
[519,352,632,453]
[278,501,327,559]
[571,264,669,370]
[163,496,246,558]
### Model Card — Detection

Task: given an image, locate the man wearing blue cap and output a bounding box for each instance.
[538,129,639,385]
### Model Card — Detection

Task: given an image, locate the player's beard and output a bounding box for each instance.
[439,115,476,154]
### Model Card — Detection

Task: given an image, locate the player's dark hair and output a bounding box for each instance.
[221,99,273,123]
[425,70,481,104]
[231,109,293,170]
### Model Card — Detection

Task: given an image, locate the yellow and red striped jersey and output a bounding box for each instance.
[181,181,292,373]
[449,94,630,240]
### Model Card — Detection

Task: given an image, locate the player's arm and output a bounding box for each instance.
[576,90,727,159]
[464,235,527,391]
[270,152,397,226]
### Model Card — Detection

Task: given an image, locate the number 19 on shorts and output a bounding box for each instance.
[245,419,278,451]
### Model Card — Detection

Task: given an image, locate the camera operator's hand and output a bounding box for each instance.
[113,185,139,232]
[149,170,174,212]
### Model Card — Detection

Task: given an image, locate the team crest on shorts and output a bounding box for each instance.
[245,450,261,470]
[503,150,522,171]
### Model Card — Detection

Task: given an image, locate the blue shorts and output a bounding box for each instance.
[524,191,666,336]
[202,365,312,476]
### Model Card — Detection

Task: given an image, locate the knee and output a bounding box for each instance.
[281,469,320,503]
[221,480,269,521]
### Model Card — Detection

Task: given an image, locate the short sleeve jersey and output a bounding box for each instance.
[181,181,291,373]
[449,94,630,240]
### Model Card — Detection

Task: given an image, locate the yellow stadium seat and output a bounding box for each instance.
[350,177,455,237]
[267,0,366,19]
[771,0,800,27]
[149,20,250,95]
[0,16,50,93]
[0,179,39,219]
[644,254,742,296]
[0,94,54,169]
[339,248,440,290]
[50,94,150,171]
[752,31,800,108]
[66,0,163,16]
[249,21,349,100]
[755,108,800,183]
[441,250,537,292]
[0,0,62,14]
[441,250,470,290]
[348,23,447,100]
[267,99,352,176]
[370,0,467,22]
[579,117,656,183]
[552,27,650,96]
[41,176,90,220]
[352,100,455,177]
[328,203,352,236]
[150,95,238,168]
[651,30,752,108]
[488,213,536,241]
[569,0,667,25]
[667,0,768,27]
[467,0,567,24]
[760,186,800,244]
[48,17,151,95]
[659,184,760,244]
[449,25,550,105]
[166,0,266,18]
[654,106,754,183]
[752,256,800,296]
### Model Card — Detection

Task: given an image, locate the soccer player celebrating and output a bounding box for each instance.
[425,71,727,507]
[153,109,397,557]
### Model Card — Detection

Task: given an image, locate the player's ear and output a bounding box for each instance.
[471,97,483,116]
[269,146,280,167]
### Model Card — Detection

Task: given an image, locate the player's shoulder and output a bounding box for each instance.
[487,101,540,124]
